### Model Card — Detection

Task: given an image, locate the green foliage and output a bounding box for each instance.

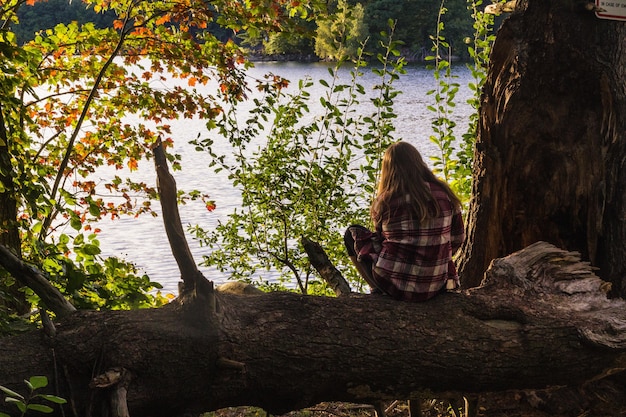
[13,0,116,44]
[0,376,66,417]
[425,0,500,205]
[191,22,405,294]
[1,0,324,321]
[459,0,501,197]
[34,234,170,310]
[263,30,314,56]
[261,18,317,56]
[426,1,463,194]
[8,0,493,62]
[314,0,367,61]
[0,0,499,318]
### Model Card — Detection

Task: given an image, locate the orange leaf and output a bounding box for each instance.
[128,158,138,171]
[156,15,171,25]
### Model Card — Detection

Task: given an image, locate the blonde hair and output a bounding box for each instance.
[371,141,461,225]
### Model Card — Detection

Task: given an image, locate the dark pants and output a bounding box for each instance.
[344,225,385,294]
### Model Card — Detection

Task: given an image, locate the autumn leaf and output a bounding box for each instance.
[128,158,139,171]
[156,15,171,25]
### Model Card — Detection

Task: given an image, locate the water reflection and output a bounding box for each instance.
[92,62,476,295]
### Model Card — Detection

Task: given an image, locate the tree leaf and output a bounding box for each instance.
[38,394,67,404]
[27,403,54,413]
[28,376,48,390]
[5,398,27,413]
[0,385,24,400]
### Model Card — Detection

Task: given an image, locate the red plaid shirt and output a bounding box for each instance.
[353,181,465,301]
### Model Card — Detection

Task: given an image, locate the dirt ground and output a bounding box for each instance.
[208,380,626,417]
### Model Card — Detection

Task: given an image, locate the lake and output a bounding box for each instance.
[93,61,477,295]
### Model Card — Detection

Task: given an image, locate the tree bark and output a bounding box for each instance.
[0,106,29,315]
[153,139,214,299]
[1,242,625,417]
[457,0,626,294]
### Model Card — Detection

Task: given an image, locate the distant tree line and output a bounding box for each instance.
[14,0,115,44]
[13,0,483,61]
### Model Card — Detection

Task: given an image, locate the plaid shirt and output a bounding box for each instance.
[353,181,465,301]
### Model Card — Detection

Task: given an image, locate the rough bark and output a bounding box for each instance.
[1,242,625,417]
[457,0,626,294]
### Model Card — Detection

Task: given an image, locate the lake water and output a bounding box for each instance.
[93,61,477,295]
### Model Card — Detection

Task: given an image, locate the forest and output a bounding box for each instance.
[1,0,626,416]
[11,0,487,60]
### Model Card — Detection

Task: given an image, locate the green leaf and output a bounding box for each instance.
[70,216,82,231]
[5,398,27,413]
[28,376,48,390]
[38,395,67,404]
[81,244,101,256]
[27,404,54,413]
[0,385,24,400]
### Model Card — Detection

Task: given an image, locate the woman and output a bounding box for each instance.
[344,141,465,301]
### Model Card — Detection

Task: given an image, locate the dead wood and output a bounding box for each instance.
[302,236,352,296]
[1,242,626,417]
[3,139,626,417]
[153,139,214,301]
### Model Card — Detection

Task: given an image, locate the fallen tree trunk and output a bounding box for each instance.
[1,242,626,417]
[2,143,626,416]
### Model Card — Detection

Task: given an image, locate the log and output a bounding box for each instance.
[1,242,626,417]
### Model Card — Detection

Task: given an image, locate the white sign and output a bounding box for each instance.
[595,0,626,20]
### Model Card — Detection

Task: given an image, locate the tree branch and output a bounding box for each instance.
[302,236,351,296]
[0,244,76,318]
[152,139,213,299]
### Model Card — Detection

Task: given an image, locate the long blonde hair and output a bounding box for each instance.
[371,141,461,225]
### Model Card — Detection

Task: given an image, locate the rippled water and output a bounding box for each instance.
[91,62,476,295]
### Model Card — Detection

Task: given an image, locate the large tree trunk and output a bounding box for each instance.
[1,242,626,417]
[457,0,626,294]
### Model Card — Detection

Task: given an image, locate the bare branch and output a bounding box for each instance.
[153,139,213,298]
[302,236,351,296]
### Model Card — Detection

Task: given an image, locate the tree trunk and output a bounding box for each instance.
[0,107,29,315]
[457,0,626,294]
[1,242,625,417]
